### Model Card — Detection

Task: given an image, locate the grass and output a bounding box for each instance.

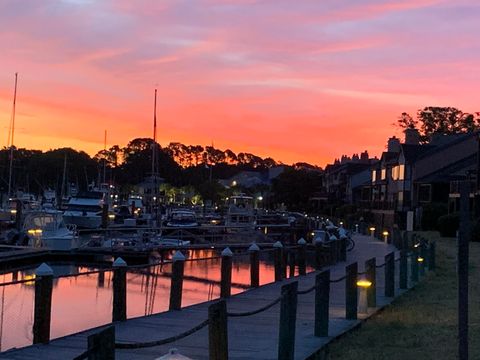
[325,232,480,360]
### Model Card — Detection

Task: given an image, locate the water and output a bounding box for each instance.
[0,249,313,351]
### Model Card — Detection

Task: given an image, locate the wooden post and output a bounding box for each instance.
[315,270,330,337]
[274,241,284,282]
[429,241,436,271]
[208,300,228,360]
[87,326,115,360]
[15,199,22,230]
[345,262,358,320]
[410,248,419,283]
[314,239,323,270]
[33,263,53,344]
[458,181,470,360]
[221,247,233,298]
[385,252,395,297]
[288,249,295,278]
[420,240,428,269]
[340,236,347,262]
[101,203,109,229]
[365,258,376,308]
[278,281,298,360]
[399,250,408,290]
[112,257,127,322]
[297,238,307,276]
[330,236,338,263]
[248,243,260,288]
[169,251,185,310]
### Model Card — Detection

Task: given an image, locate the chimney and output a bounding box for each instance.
[405,128,420,145]
[387,136,401,152]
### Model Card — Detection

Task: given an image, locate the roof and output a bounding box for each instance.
[415,154,477,183]
[400,144,434,163]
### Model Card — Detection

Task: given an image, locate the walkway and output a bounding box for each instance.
[1,235,405,359]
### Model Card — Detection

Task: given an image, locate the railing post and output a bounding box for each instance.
[365,258,376,307]
[278,281,298,360]
[288,249,296,278]
[330,236,339,263]
[33,263,53,344]
[248,243,260,288]
[399,250,408,290]
[410,248,419,283]
[101,203,109,229]
[345,262,358,320]
[339,235,347,262]
[208,300,228,360]
[429,241,436,271]
[169,251,185,310]
[385,252,395,297]
[315,270,330,337]
[87,326,115,360]
[274,241,284,282]
[297,238,307,276]
[220,247,233,298]
[112,257,127,322]
[314,239,323,270]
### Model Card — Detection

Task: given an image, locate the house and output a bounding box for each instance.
[219,166,286,189]
[364,129,479,229]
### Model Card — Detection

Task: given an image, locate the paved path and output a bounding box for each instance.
[0,235,407,360]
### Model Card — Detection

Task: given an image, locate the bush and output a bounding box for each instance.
[437,213,459,237]
[421,202,448,230]
[470,220,480,242]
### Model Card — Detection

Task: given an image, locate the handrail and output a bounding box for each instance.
[115,319,209,349]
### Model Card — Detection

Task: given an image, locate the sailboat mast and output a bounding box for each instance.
[152,89,158,222]
[7,73,18,198]
[103,129,107,184]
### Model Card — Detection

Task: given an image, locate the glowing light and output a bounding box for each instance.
[357,280,372,288]
[382,231,389,236]
[418,257,424,263]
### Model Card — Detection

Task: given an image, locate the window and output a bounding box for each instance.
[418,184,432,203]
[381,169,386,180]
[392,165,405,180]
[372,170,377,182]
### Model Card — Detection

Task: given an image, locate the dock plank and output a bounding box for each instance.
[1,235,409,360]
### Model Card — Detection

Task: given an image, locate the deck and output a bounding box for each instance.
[0,235,408,359]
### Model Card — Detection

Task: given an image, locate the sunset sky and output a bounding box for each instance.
[1,0,479,166]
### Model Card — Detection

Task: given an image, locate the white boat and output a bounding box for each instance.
[225,194,256,230]
[166,209,198,228]
[22,210,78,250]
[63,191,104,229]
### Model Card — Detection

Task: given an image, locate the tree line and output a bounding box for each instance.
[0,138,322,211]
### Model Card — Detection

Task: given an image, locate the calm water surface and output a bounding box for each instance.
[0,249,313,351]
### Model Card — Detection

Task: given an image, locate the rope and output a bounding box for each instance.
[72,347,95,360]
[115,319,209,349]
[227,296,283,317]
[330,275,347,283]
[395,257,401,262]
[0,278,37,287]
[357,271,366,275]
[376,263,386,268]
[297,284,316,295]
[55,269,106,280]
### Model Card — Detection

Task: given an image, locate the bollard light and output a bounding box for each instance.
[369,227,376,237]
[355,224,359,233]
[417,257,424,263]
[339,221,344,226]
[357,278,372,314]
[382,231,389,243]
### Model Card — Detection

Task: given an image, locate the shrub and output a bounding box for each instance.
[470,220,480,242]
[437,213,459,237]
[421,202,448,230]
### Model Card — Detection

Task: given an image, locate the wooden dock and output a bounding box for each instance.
[0,235,412,359]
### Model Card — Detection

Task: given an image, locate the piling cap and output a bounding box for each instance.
[172,251,185,262]
[156,348,193,360]
[314,237,324,244]
[297,238,307,245]
[329,235,338,241]
[221,247,233,257]
[35,263,53,277]
[113,257,127,268]
[273,241,283,248]
[248,243,260,252]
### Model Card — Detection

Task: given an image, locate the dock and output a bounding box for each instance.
[0,233,421,360]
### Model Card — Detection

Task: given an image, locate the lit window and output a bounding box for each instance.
[372,170,376,182]
[399,165,405,180]
[381,169,386,180]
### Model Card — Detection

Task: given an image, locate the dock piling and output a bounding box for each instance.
[399,250,408,289]
[297,238,307,276]
[278,281,298,360]
[385,252,395,297]
[345,262,358,320]
[365,258,376,308]
[314,270,330,337]
[33,263,53,344]
[169,251,186,311]
[220,248,233,298]
[273,241,284,282]
[248,243,260,288]
[112,257,127,322]
[208,300,228,360]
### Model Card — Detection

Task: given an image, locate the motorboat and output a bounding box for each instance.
[225,194,256,230]
[63,191,104,229]
[166,209,198,228]
[21,210,78,250]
